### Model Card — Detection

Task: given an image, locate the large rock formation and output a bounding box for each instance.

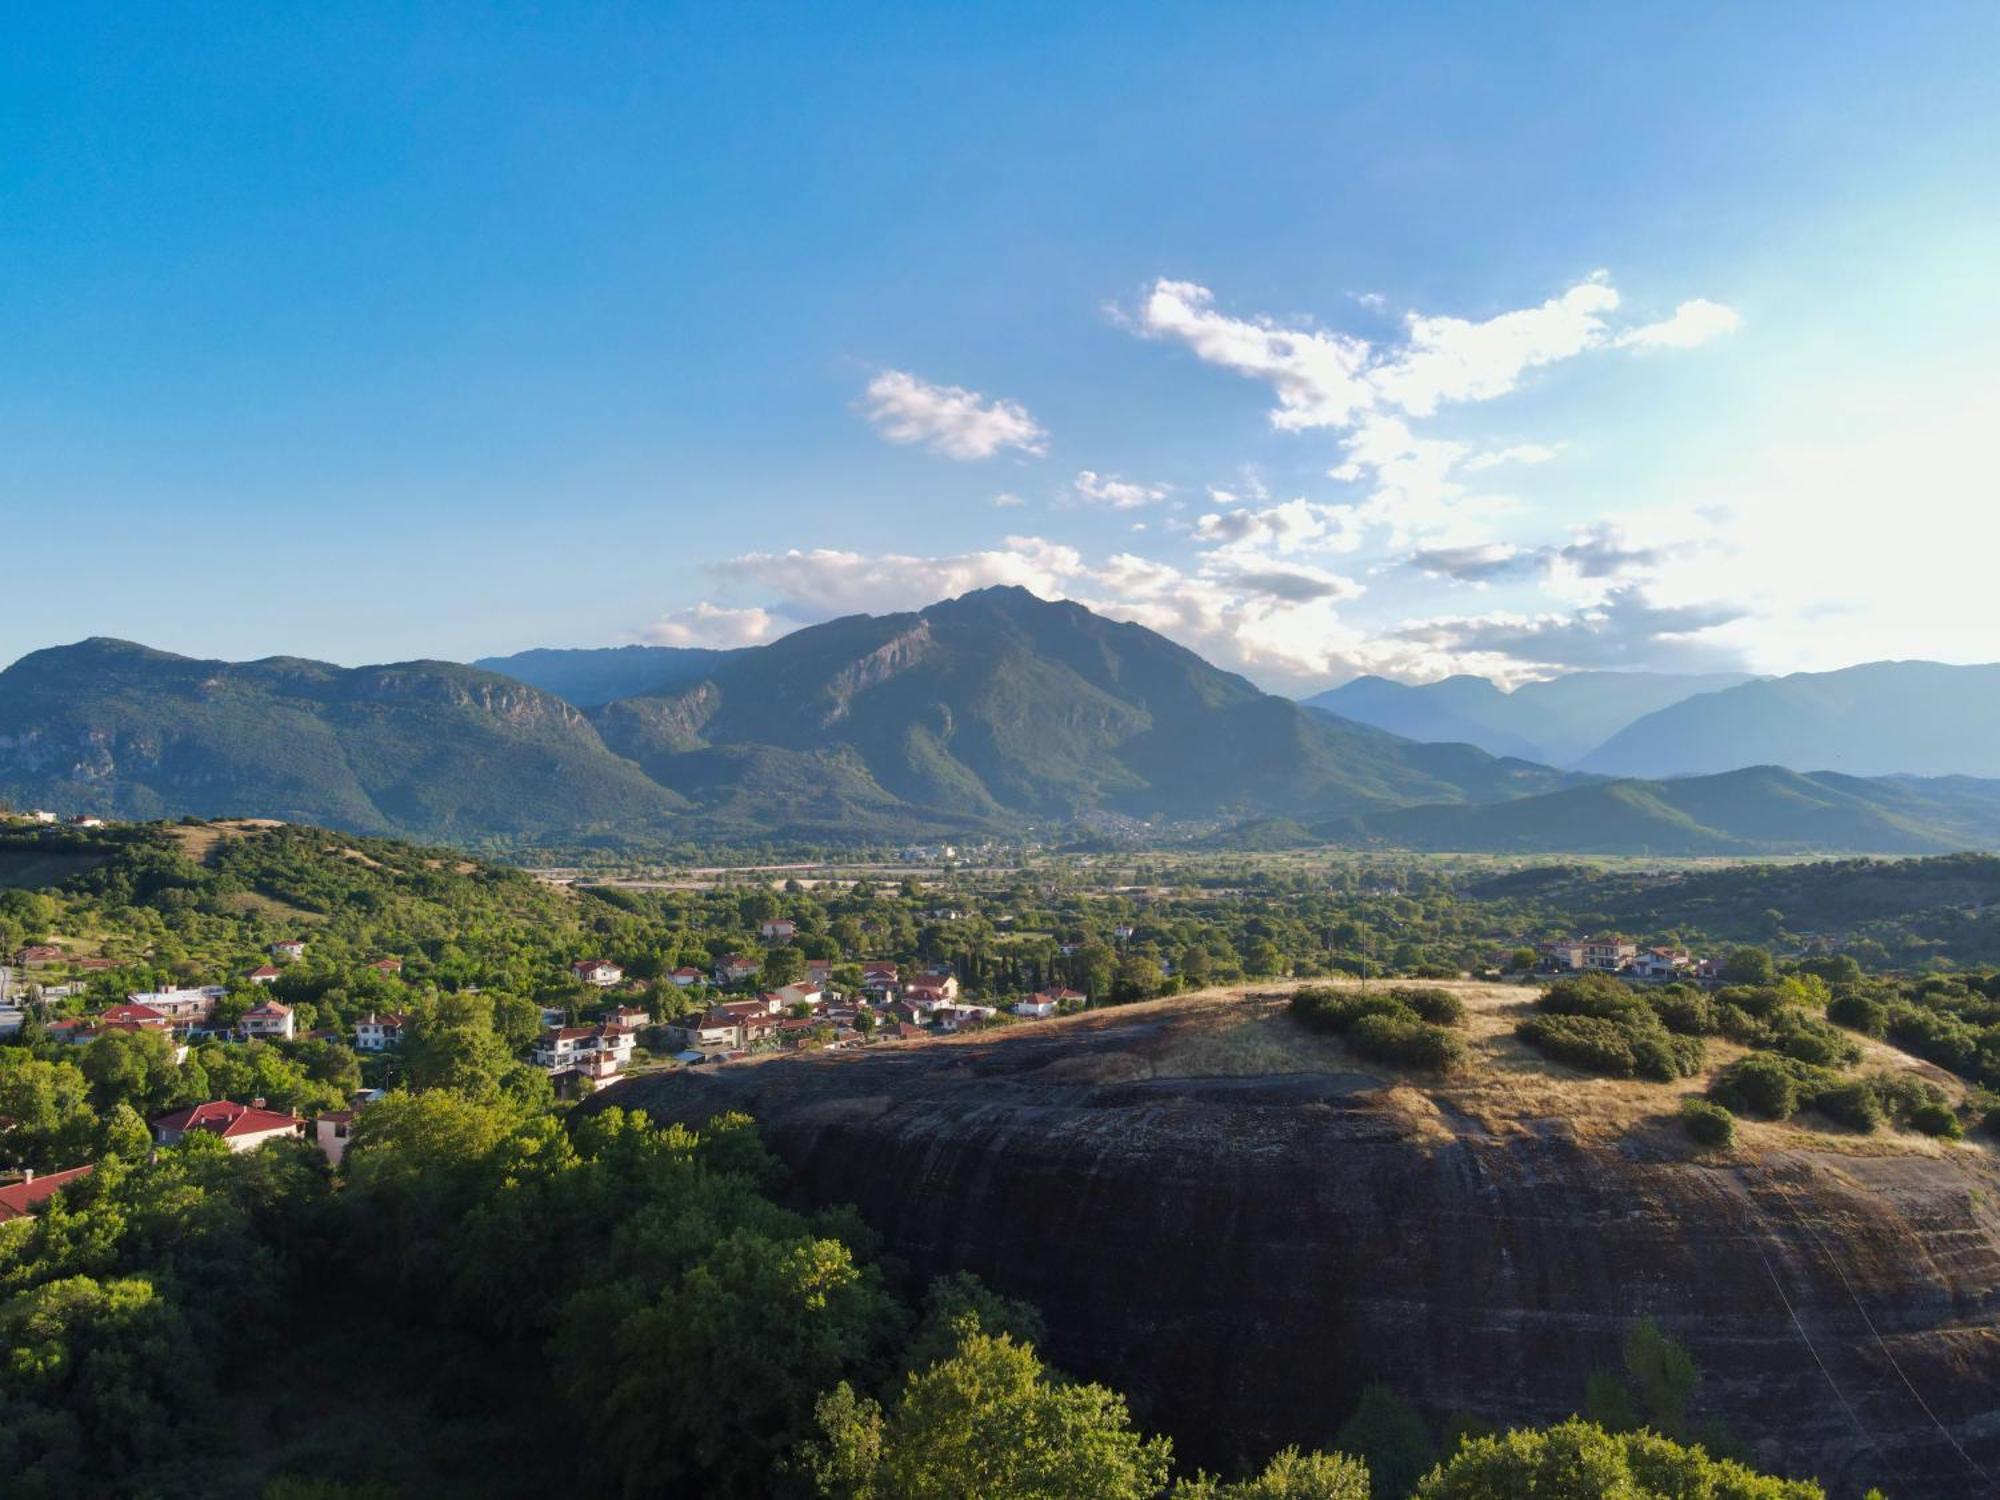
[596,995,2000,1497]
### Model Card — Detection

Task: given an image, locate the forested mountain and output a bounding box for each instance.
[0,638,688,841]
[1576,661,2000,778]
[1305,669,1751,765]
[473,643,749,707]
[10,605,1995,855]
[587,587,1575,835]
[1333,765,2000,855]
[0,596,1571,846]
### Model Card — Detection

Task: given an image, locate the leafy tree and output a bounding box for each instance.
[1174,1448,1370,1499]
[580,1229,897,1496]
[79,1029,185,1116]
[805,1320,1175,1500]
[1722,946,1778,985]
[763,945,807,987]
[1411,1418,1823,1498]
[1334,1384,1435,1498]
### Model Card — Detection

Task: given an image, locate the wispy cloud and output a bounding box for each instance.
[1068,469,1169,509]
[860,369,1047,460]
[1132,273,1739,546]
[1394,586,1747,671]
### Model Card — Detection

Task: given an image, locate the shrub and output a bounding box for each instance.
[1769,1012,1863,1070]
[1910,1101,1962,1140]
[1713,1001,1773,1047]
[1646,988,1716,1036]
[1812,1080,1885,1133]
[1538,973,1644,1020]
[1349,1013,1469,1073]
[1389,987,1465,1027]
[1709,1054,1832,1120]
[1629,1031,1705,1083]
[1826,992,1888,1037]
[1292,988,1414,1035]
[1680,1097,1736,1150]
[1516,1014,1636,1077]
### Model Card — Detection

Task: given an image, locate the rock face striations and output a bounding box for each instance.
[597,996,2000,1498]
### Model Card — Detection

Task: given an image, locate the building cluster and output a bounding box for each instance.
[1540,940,1722,982]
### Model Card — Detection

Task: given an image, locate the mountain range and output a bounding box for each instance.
[1575,661,2000,779]
[1311,660,2000,781]
[1304,670,1753,765]
[2,589,1996,855]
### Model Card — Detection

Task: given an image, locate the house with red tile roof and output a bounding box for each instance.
[97,1001,170,1030]
[153,1099,304,1153]
[571,958,624,987]
[0,1165,95,1222]
[240,999,295,1041]
[247,965,283,985]
[368,956,404,975]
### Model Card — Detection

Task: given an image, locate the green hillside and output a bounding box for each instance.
[0,639,688,844]
[1333,765,2000,854]
[594,587,1576,833]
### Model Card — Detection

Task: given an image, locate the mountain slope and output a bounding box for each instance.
[0,639,687,841]
[1577,661,2000,778]
[593,587,1577,831]
[1332,765,2000,855]
[1309,669,1751,765]
[473,643,748,707]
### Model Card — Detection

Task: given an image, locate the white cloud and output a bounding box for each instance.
[992,491,1027,508]
[640,602,781,648]
[860,369,1047,460]
[1616,298,1744,351]
[1463,442,1562,472]
[1069,469,1169,509]
[713,536,1086,619]
[1138,279,1375,431]
[1131,274,1739,549]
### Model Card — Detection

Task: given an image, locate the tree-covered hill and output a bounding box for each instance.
[0,639,687,844]
[591,587,1577,832]
[1331,765,2000,855]
[0,594,1579,847]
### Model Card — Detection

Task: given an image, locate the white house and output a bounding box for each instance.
[314,1110,358,1166]
[240,1000,296,1041]
[571,958,624,988]
[664,1012,741,1051]
[1013,993,1058,1019]
[532,1023,637,1080]
[758,919,797,942]
[669,966,706,988]
[247,965,283,986]
[903,974,960,1007]
[128,987,222,1025]
[270,940,307,961]
[354,1012,408,1052]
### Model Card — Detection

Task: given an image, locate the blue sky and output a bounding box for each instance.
[5,3,1997,688]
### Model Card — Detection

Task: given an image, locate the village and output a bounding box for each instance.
[0,921,1105,1197]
